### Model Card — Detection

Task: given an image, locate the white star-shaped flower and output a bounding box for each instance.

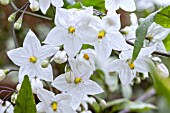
[145,22,170,52]
[108,45,156,85]
[44,7,97,57]
[36,88,76,113]
[52,58,104,110]
[89,11,129,63]
[7,30,56,82]
[105,0,136,12]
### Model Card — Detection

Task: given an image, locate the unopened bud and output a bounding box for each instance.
[11,92,18,104]
[65,72,74,83]
[0,69,9,81]
[53,51,67,64]
[16,84,21,91]
[14,17,22,30]
[30,1,39,12]
[0,0,9,5]
[41,60,49,68]
[8,12,16,22]
[156,63,169,78]
[134,77,141,84]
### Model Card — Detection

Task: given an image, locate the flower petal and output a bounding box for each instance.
[23,30,41,57]
[81,80,104,95]
[7,47,29,66]
[51,0,64,8]
[39,0,51,14]
[119,0,136,12]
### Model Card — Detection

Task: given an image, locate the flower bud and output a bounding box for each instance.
[41,59,49,68]
[156,63,169,78]
[0,69,9,81]
[16,84,21,91]
[65,72,74,83]
[30,1,39,12]
[8,12,16,22]
[31,78,43,94]
[14,17,22,30]
[53,51,67,64]
[134,77,141,84]
[0,0,9,5]
[11,92,18,104]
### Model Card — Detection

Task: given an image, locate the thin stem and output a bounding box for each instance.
[0,86,15,91]
[11,22,19,47]
[119,88,156,113]
[10,2,53,21]
[126,39,170,57]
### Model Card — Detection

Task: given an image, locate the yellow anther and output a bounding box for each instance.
[68,26,75,34]
[28,56,37,63]
[51,102,58,112]
[98,30,106,39]
[74,77,82,84]
[128,62,135,69]
[83,54,89,60]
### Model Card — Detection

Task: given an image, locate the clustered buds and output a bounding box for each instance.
[53,50,68,64]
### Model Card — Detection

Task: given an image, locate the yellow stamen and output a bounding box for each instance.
[51,102,58,112]
[128,62,135,69]
[68,26,75,34]
[98,30,106,39]
[28,56,37,63]
[74,77,82,84]
[83,54,89,60]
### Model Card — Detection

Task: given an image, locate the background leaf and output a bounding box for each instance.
[154,5,170,28]
[14,75,36,113]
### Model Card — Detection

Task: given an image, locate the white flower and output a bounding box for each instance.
[145,22,170,52]
[105,0,136,12]
[30,1,39,12]
[29,0,64,14]
[52,50,68,64]
[76,49,97,71]
[52,58,104,110]
[135,0,155,12]
[44,7,97,57]
[0,100,14,113]
[7,30,57,82]
[90,11,129,63]
[31,78,43,94]
[108,45,156,85]
[36,88,76,113]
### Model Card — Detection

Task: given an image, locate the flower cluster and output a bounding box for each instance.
[1,0,170,113]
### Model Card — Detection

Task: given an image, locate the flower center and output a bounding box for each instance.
[51,102,58,112]
[68,26,75,34]
[98,30,106,39]
[74,77,82,84]
[28,56,37,63]
[128,62,135,69]
[83,54,89,60]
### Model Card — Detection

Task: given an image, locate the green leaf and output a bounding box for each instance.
[154,5,170,28]
[67,2,82,9]
[131,13,155,62]
[14,75,36,113]
[163,33,170,51]
[82,0,105,12]
[128,101,157,112]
